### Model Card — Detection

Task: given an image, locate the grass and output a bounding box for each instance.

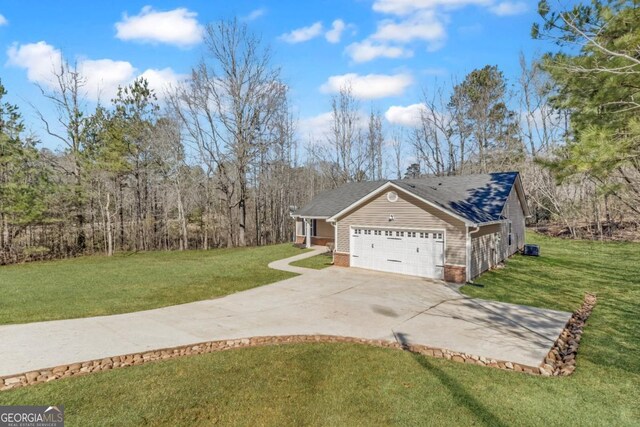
[289,252,334,269]
[462,232,640,376]
[0,244,307,325]
[0,232,638,425]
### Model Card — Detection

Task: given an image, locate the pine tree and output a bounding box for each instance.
[0,81,50,253]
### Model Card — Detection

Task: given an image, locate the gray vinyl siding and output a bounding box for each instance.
[470,185,527,279]
[501,185,526,255]
[335,190,467,266]
[470,224,500,279]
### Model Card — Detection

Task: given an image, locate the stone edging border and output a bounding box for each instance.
[0,294,596,391]
[0,337,534,391]
[539,293,596,376]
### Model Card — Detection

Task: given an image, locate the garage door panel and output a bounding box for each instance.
[350,227,444,279]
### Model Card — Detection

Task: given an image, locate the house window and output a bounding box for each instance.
[396,231,404,237]
[387,191,398,202]
[508,221,513,246]
[385,230,391,236]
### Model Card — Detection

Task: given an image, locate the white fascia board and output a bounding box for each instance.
[475,219,509,227]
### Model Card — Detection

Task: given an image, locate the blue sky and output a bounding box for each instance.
[0,0,553,149]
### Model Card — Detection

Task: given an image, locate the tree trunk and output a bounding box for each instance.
[176,190,188,251]
[105,193,113,256]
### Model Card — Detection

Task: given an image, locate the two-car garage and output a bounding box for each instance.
[350,227,445,279]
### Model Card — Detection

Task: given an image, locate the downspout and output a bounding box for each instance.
[466,225,481,283]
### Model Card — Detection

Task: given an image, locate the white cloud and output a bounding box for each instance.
[345,40,412,63]
[139,67,186,97]
[7,41,183,101]
[298,111,334,140]
[490,1,528,16]
[78,58,136,101]
[115,6,203,47]
[373,0,491,15]
[243,8,266,22]
[298,110,369,143]
[320,73,413,99]
[343,8,448,62]
[372,10,446,47]
[0,14,8,26]
[325,19,346,43]
[279,22,324,44]
[6,41,63,86]
[385,103,427,127]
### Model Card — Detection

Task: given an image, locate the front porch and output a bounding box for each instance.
[295,218,335,248]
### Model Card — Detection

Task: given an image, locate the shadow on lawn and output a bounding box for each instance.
[395,332,508,427]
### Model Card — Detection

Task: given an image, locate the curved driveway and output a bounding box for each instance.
[0,247,571,376]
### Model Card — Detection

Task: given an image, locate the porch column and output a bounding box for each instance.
[305,219,312,248]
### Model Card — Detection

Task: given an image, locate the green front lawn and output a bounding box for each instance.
[0,232,638,425]
[0,244,307,325]
[289,252,334,269]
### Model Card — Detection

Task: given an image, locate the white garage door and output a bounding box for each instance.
[350,227,444,279]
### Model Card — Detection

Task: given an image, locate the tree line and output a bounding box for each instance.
[1,1,639,264]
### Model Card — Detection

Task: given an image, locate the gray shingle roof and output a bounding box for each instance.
[293,172,519,225]
[293,180,387,217]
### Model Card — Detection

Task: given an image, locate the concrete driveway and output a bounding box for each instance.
[0,248,571,377]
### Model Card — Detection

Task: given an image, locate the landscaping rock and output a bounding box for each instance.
[540,293,596,377]
[25,372,39,383]
[52,366,67,374]
[4,377,22,386]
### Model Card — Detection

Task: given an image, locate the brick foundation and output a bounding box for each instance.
[444,265,466,283]
[310,237,334,246]
[294,236,334,246]
[333,252,350,267]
